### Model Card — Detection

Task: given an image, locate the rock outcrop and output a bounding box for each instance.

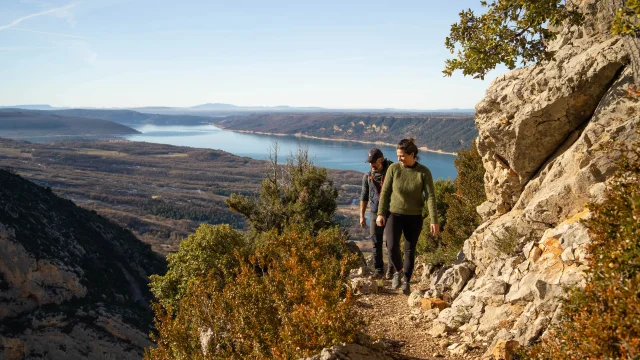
[0,170,166,359]
[422,0,640,355]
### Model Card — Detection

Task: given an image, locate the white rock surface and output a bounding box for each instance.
[419,0,640,350]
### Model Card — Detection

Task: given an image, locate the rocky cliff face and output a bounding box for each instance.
[0,170,166,359]
[421,0,640,355]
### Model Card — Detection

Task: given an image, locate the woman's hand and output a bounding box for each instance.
[376,215,386,227]
[430,223,440,236]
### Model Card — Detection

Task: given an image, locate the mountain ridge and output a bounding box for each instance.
[0,169,166,359]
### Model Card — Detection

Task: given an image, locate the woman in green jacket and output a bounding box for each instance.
[376,138,440,295]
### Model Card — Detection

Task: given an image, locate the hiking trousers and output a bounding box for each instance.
[385,213,423,282]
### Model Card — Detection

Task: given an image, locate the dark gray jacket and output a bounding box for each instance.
[360,159,393,214]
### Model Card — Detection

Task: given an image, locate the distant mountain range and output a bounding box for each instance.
[0,103,475,115]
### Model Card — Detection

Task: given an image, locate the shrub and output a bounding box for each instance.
[149,224,248,310]
[226,146,338,236]
[419,142,486,266]
[147,145,364,359]
[417,179,455,259]
[524,145,640,359]
[494,227,520,256]
[145,225,363,360]
[612,0,640,36]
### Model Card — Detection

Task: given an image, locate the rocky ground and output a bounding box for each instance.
[354,278,487,360]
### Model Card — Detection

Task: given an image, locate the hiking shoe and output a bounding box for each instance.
[391,272,402,290]
[401,282,411,295]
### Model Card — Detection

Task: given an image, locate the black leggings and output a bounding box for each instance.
[385,213,423,282]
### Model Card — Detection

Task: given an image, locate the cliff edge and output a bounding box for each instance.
[420,0,640,354]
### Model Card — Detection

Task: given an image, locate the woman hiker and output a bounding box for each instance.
[376,138,440,295]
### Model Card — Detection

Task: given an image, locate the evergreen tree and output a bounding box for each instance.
[226,144,338,236]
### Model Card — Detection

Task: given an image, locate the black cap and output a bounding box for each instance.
[366,148,383,163]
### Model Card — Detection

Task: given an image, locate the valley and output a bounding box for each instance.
[0,138,363,254]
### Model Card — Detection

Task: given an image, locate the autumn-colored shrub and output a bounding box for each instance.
[524,146,640,359]
[147,147,364,359]
[419,142,486,265]
[145,225,363,360]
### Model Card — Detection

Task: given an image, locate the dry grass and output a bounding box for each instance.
[77,148,128,157]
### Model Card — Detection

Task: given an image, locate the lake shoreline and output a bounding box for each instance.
[214,126,458,156]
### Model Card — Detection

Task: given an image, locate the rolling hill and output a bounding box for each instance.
[0,109,140,138]
[212,113,478,153]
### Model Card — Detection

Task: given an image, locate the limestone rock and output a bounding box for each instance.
[433,262,475,298]
[421,2,640,347]
[302,344,393,360]
[428,321,452,338]
[351,277,378,295]
[407,290,425,307]
[0,170,166,360]
[476,34,627,214]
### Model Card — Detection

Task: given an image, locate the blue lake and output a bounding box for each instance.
[124,124,458,180]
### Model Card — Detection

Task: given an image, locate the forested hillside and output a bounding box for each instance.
[213,113,477,153]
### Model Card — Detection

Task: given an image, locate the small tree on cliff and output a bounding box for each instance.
[612,0,640,35]
[443,0,584,79]
[226,144,338,236]
[445,0,640,79]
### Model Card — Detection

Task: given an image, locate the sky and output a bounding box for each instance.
[0,0,507,110]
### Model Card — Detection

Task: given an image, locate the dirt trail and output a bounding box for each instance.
[356,279,486,360]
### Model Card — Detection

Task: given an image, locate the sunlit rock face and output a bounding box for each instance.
[422,0,640,351]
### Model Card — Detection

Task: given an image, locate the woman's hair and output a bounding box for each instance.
[396,138,419,160]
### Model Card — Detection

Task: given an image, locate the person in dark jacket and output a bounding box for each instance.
[360,148,393,278]
[376,138,439,295]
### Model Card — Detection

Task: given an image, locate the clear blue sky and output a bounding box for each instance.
[0,0,505,109]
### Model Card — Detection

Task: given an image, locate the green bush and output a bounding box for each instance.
[444,0,583,79]
[226,146,338,236]
[612,0,640,35]
[419,143,486,266]
[524,146,640,359]
[417,178,455,258]
[149,224,248,310]
[145,225,363,360]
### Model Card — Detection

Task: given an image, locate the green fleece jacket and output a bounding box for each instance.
[377,162,438,224]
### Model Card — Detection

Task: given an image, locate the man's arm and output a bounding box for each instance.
[360,174,369,228]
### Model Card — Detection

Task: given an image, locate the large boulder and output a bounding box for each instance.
[421,0,640,349]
